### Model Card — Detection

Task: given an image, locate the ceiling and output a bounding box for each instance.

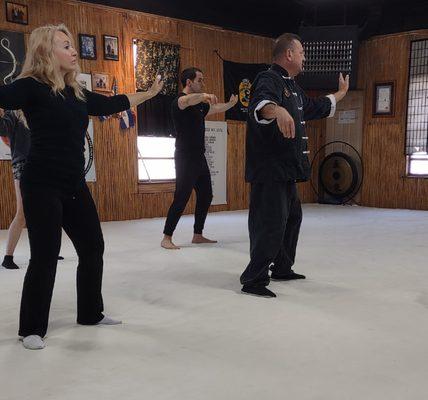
[81,0,428,39]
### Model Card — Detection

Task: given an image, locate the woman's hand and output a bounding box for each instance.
[147,75,164,98]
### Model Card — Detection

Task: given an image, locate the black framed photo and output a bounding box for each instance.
[103,35,119,61]
[373,81,395,117]
[79,34,97,60]
[5,2,28,25]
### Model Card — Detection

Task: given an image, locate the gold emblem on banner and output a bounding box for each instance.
[239,79,251,107]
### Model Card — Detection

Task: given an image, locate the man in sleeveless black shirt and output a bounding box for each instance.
[161,67,238,249]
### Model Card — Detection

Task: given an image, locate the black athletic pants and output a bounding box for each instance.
[19,182,105,337]
[163,154,213,236]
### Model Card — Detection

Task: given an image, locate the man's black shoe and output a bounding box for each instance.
[271,272,306,281]
[241,285,276,298]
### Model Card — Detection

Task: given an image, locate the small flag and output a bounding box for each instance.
[119,109,136,129]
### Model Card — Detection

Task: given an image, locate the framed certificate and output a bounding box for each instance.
[373,82,395,116]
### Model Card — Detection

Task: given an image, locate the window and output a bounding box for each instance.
[406,39,428,176]
[133,40,180,183]
[407,152,428,176]
[137,136,176,182]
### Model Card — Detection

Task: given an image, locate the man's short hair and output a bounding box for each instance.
[273,33,302,60]
[180,67,203,87]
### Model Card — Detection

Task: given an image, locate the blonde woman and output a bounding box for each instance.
[0,24,163,349]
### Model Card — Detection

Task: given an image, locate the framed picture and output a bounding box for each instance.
[103,35,119,61]
[373,81,395,117]
[79,34,97,60]
[77,73,92,91]
[91,72,110,92]
[5,2,28,25]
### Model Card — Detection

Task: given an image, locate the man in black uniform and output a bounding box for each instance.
[240,33,349,297]
[161,67,238,249]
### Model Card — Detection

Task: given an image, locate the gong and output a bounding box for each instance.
[319,152,358,199]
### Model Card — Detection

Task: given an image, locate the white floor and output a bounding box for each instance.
[1,204,428,400]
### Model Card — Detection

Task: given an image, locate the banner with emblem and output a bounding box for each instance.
[223,60,269,121]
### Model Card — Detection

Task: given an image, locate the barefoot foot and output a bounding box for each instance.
[161,235,180,250]
[192,234,217,244]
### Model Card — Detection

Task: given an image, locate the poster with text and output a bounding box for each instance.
[205,121,227,205]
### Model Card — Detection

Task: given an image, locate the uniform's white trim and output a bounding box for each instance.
[326,94,337,118]
[254,100,277,124]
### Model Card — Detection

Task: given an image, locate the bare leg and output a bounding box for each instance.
[192,234,217,244]
[5,180,26,255]
[2,181,26,269]
[161,234,180,250]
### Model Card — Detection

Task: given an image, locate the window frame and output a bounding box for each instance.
[405,38,428,178]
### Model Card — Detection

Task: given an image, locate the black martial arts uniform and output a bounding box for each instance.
[240,63,336,288]
[0,77,130,337]
[163,93,213,236]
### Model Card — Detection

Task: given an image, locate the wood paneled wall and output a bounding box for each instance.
[0,0,322,230]
[0,0,262,229]
[358,29,428,210]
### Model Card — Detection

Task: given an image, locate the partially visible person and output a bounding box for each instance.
[0,108,64,269]
[0,108,30,269]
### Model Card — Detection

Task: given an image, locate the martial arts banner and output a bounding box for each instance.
[0,137,11,160]
[223,60,269,121]
[0,30,25,85]
[205,121,227,205]
[84,119,96,182]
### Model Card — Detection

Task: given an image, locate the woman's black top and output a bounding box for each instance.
[0,77,130,191]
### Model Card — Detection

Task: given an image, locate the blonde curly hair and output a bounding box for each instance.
[18,23,85,100]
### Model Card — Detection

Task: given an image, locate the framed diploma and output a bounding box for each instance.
[373,81,395,117]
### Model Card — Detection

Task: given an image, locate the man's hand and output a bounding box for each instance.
[332,73,350,103]
[0,108,4,118]
[228,94,238,106]
[338,73,349,94]
[202,93,218,105]
[275,106,295,139]
[259,104,295,138]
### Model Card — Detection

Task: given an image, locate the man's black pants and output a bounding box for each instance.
[163,155,213,236]
[240,180,302,287]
